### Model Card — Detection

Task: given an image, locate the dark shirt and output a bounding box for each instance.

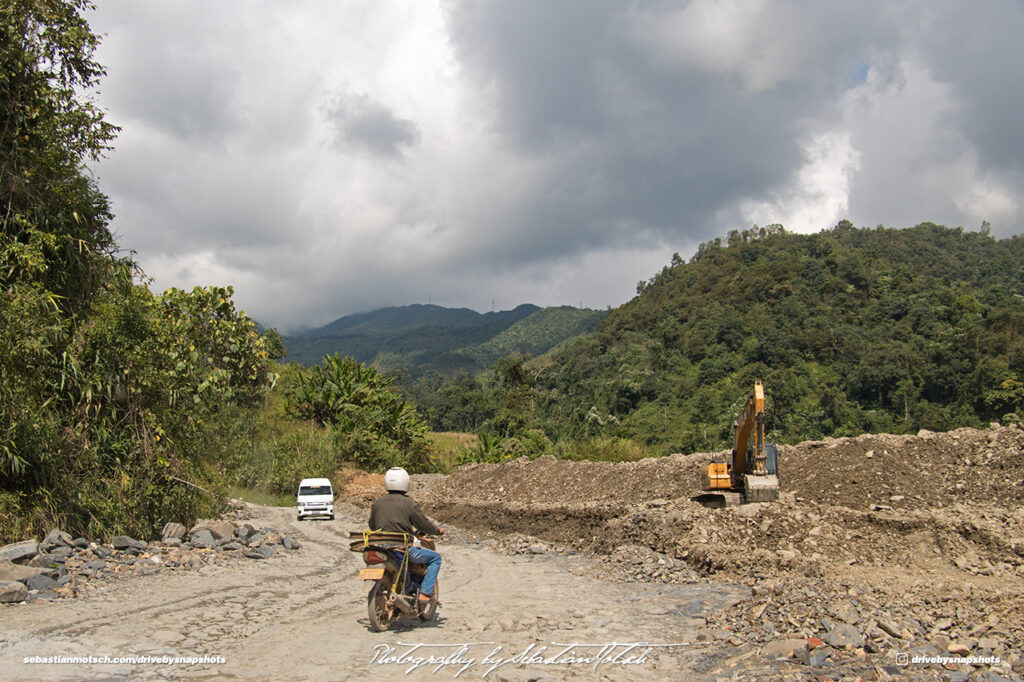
[368,492,441,536]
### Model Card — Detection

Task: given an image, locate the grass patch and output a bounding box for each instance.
[427,432,479,473]
[228,486,295,508]
[548,437,653,462]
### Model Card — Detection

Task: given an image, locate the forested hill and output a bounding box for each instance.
[422,222,1024,454]
[284,303,606,374]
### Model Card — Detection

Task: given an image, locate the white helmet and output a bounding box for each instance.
[384,467,410,492]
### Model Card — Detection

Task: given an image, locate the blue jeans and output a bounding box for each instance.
[406,546,441,596]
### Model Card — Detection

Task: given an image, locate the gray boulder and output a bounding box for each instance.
[0,580,28,603]
[161,522,186,541]
[244,545,274,560]
[823,622,865,649]
[0,540,39,564]
[808,646,834,667]
[0,559,47,584]
[41,529,74,551]
[283,537,300,551]
[111,535,144,550]
[189,530,216,548]
[761,638,809,663]
[48,546,74,560]
[26,574,57,591]
[189,520,235,541]
[235,524,256,541]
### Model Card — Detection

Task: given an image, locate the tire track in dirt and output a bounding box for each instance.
[1,503,752,681]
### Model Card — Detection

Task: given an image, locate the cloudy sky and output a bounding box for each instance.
[85,0,1023,331]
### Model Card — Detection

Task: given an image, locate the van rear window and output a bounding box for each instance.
[299,486,331,495]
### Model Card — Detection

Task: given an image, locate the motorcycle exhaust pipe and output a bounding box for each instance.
[391,593,414,615]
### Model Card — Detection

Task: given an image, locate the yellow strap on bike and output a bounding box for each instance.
[361,529,414,594]
[362,528,382,548]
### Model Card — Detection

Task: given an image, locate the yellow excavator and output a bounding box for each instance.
[700,380,779,505]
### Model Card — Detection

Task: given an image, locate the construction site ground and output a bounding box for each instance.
[415,423,1024,680]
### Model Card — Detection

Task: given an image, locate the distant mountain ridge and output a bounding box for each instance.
[283,303,606,374]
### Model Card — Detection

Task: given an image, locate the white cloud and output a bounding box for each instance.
[741,131,861,233]
[841,53,1021,231]
[955,176,1019,229]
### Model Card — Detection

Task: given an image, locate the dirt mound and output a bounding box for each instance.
[420,423,1024,632]
[781,426,1024,511]
[335,468,444,506]
[335,468,385,504]
[425,424,1024,514]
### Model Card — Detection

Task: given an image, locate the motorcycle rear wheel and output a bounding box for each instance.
[418,580,439,621]
[367,582,392,632]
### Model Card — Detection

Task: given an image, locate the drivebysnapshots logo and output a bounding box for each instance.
[896,652,1000,667]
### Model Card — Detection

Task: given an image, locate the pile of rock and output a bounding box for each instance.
[486,532,575,557]
[0,518,302,604]
[595,544,701,585]
[698,574,1024,679]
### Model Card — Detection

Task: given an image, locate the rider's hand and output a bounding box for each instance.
[437,528,444,535]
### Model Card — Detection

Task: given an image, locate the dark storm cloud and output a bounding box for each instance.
[910,0,1024,174]
[440,0,888,246]
[85,1,1023,329]
[326,91,421,157]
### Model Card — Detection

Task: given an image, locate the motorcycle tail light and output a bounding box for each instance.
[363,550,386,565]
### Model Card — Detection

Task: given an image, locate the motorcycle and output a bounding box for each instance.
[349,531,440,632]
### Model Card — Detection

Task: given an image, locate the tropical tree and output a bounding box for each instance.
[285,354,432,472]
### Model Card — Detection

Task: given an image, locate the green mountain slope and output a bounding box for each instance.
[421,222,1024,453]
[283,303,605,375]
[395,306,607,375]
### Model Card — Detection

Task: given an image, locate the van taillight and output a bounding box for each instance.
[363,550,386,565]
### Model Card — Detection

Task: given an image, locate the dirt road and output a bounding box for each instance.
[0,502,749,681]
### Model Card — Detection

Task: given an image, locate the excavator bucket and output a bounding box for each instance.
[743,474,779,503]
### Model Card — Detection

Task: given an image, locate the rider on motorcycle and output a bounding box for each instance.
[368,467,444,605]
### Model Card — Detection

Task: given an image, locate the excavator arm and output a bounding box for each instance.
[731,380,767,488]
[700,380,779,503]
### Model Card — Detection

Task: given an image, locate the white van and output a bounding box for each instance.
[296,478,334,520]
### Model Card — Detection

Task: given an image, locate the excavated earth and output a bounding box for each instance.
[416,423,1024,680]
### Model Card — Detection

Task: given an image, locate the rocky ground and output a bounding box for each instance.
[0,502,302,605]
[416,423,1024,680]
[0,501,758,681]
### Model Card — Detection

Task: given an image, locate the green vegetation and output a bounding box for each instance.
[283,354,432,473]
[0,1,427,541]
[417,222,1024,458]
[0,0,274,542]
[425,432,479,474]
[438,306,607,372]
